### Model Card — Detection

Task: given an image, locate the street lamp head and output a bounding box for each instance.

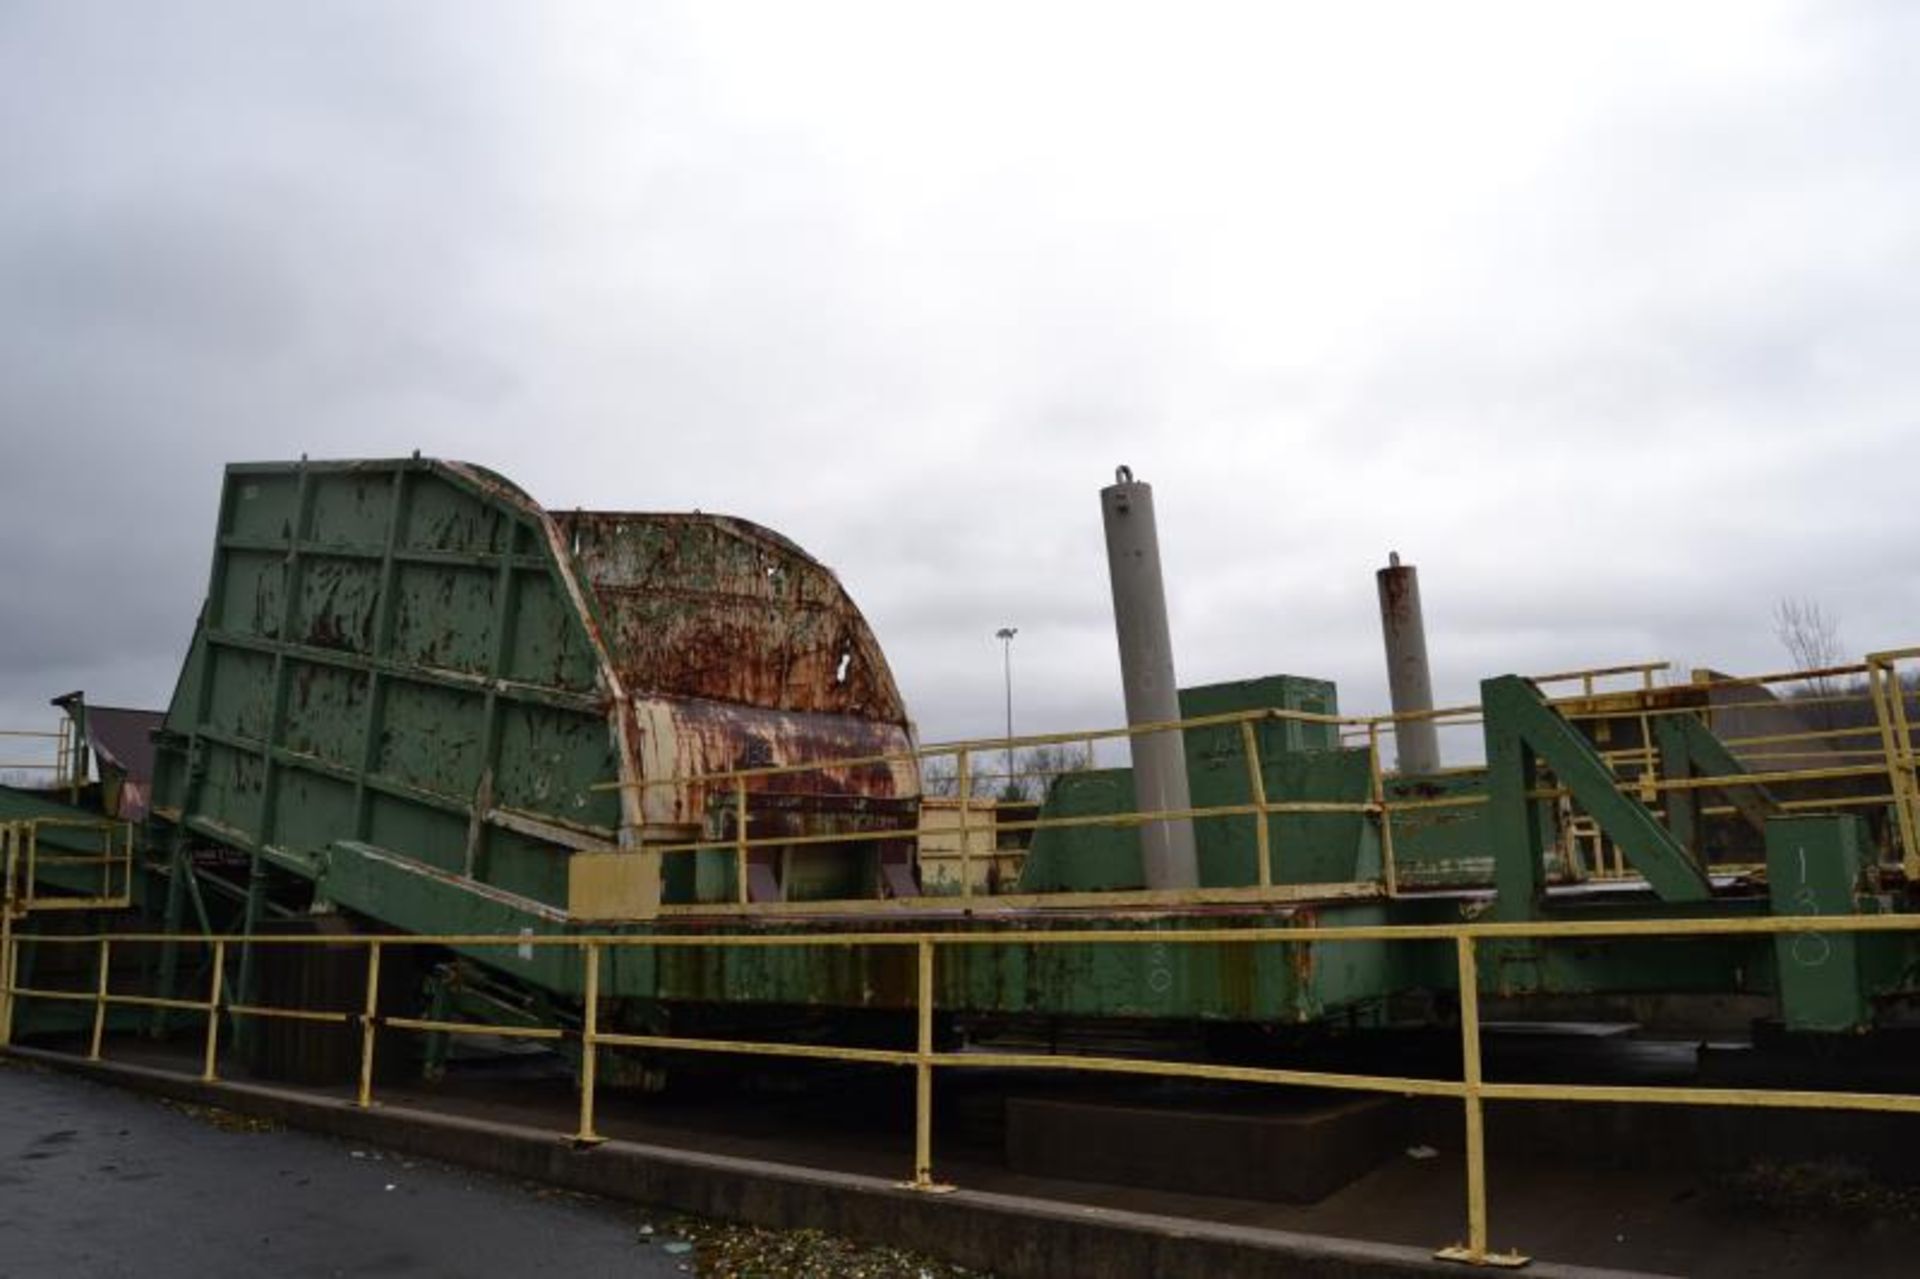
[996,627,1018,641]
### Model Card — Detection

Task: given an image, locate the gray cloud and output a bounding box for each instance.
[2,0,1916,760]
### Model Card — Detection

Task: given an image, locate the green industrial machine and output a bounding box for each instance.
[7,456,1919,1076]
[149,456,920,918]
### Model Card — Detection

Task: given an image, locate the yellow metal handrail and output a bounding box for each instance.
[10,910,1920,1267]
[0,819,136,1044]
[571,649,1916,915]
[0,721,73,790]
[1527,659,1668,696]
[1,819,135,915]
[608,701,1398,912]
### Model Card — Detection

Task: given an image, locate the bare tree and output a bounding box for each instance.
[1773,598,1844,678]
[920,754,998,799]
[1772,597,1847,727]
[1007,742,1097,803]
[923,743,1096,803]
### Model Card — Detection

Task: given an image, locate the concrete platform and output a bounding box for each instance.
[4,1047,1658,1279]
[1007,1089,1400,1202]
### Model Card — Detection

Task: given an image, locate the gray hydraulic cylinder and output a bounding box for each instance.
[1376,552,1442,775]
[1101,467,1200,890]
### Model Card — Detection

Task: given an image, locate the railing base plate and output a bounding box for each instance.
[1434,1244,1530,1268]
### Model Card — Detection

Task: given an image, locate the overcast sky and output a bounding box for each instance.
[2,1,1916,764]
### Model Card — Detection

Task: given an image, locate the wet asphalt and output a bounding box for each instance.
[0,1060,685,1279]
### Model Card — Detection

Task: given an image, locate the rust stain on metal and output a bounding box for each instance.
[556,509,921,893]
[437,464,921,893]
[552,511,908,723]
[1288,908,1318,992]
[651,699,906,797]
[1378,562,1417,614]
[1558,685,1710,718]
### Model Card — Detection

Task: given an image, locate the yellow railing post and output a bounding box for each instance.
[1460,935,1488,1261]
[734,780,750,905]
[1436,933,1525,1269]
[1637,711,1658,804]
[23,822,36,913]
[1869,656,1920,879]
[358,942,381,1107]
[575,942,603,1145]
[957,748,973,900]
[1366,721,1398,895]
[0,936,13,1049]
[0,827,15,1049]
[1890,662,1920,878]
[89,938,110,1060]
[909,937,948,1191]
[1240,721,1272,888]
[201,940,225,1082]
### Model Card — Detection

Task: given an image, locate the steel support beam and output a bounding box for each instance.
[1655,712,1778,850]
[1482,676,1711,918]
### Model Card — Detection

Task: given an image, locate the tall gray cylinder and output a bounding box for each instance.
[1376,552,1442,775]
[1101,467,1200,890]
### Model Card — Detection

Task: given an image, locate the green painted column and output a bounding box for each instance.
[1765,814,1873,1032]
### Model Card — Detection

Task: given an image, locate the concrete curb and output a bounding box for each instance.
[7,1047,1670,1279]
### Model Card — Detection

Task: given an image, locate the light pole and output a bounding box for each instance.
[995,627,1017,800]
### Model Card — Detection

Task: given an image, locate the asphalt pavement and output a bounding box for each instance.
[0,1059,684,1279]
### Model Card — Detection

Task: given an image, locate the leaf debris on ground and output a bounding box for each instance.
[639,1212,984,1278]
[1720,1159,1920,1221]
[157,1096,282,1133]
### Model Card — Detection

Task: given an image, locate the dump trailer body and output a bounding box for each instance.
[150,458,919,917]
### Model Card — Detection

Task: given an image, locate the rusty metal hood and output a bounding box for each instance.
[443,464,923,849]
[550,510,909,726]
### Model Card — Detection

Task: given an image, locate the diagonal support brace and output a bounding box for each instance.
[1482,676,1712,918]
[1656,711,1780,849]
